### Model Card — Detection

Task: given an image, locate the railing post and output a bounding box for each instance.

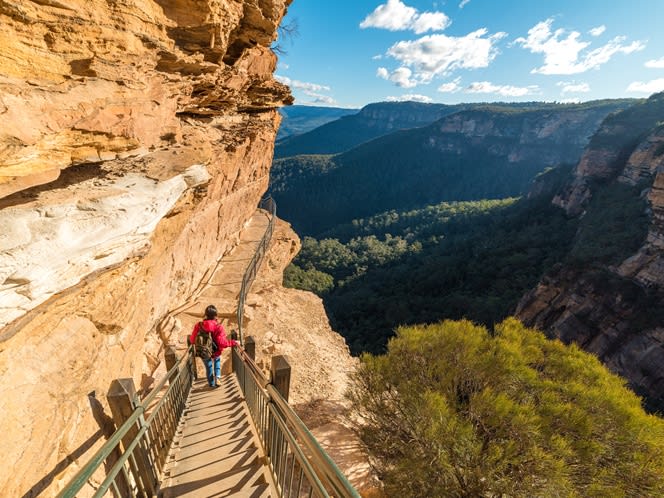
[245,336,256,361]
[187,336,197,380]
[270,355,291,402]
[107,379,157,497]
[165,346,178,385]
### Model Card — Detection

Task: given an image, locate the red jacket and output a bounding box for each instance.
[189,319,238,359]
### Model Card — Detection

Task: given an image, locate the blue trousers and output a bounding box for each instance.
[203,357,221,386]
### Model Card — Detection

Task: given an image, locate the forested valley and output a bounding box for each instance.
[271,99,647,354]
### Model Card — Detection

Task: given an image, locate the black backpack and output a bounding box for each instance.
[194,322,217,360]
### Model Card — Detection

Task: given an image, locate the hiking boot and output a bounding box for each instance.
[214,378,222,387]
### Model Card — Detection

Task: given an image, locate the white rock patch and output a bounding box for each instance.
[0,164,209,327]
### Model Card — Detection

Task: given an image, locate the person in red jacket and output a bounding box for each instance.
[189,304,239,388]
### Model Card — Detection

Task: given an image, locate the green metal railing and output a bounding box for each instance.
[57,195,359,497]
[233,196,359,497]
[232,347,360,498]
[237,196,276,344]
[56,347,196,498]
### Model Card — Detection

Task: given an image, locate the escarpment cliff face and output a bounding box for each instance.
[426,103,631,166]
[0,1,293,496]
[272,100,633,236]
[517,93,664,411]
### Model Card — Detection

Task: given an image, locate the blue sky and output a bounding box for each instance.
[274,0,664,108]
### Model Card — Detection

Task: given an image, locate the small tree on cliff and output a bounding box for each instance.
[348,318,664,498]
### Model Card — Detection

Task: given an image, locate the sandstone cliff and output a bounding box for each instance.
[0,1,302,496]
[517,93,664,411]
[427,104,630,167]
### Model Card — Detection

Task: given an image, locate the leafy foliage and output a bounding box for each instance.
[285,194,577,354]
[348,318,664,498]
[567,182,649,266]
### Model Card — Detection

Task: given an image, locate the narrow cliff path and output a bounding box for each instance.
[160,375,272,497]
[173,209,270,333]
[160,209,275,496]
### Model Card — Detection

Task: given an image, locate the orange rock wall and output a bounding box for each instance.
[0,1,292,496]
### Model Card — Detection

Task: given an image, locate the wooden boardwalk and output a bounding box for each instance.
[160,209,276,497]
[160,375,274,497]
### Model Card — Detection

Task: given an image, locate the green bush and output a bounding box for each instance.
[349,318,664,497]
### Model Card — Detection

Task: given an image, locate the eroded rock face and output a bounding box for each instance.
[0,1,292,496]
[518,109,664,412]
[427,107,623,167]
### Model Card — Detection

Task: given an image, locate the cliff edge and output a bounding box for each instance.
[0,1,300,496]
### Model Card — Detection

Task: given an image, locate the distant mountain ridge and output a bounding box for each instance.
[277,105,357,141]
[271,99,635,235]
[274,101,470,158]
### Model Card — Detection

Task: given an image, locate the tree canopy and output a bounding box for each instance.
[348,318,664,498]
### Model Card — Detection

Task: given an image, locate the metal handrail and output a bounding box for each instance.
[57,196,359,497]
[56,346,195,498]
[237,196,276,344]
[232,347,360,498]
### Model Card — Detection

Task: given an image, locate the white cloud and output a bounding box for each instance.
[410,12,451,34]
[515,19,644,75]
[377,66,418,88]
[437,77,462,93]
[557,81,591,93]
[560,97,581,104]
[360,0,450,34]
[459,0,471,8]
[385,29,507,84]
[626,78,664,94]
[301,93,338,105]
[276,75,337,105]
[275,75,331,92]
[386,93,433,103]
[645,57,664,69]
[589,25,606,37]
[466,81,539,97]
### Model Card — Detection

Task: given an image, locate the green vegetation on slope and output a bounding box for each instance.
[348,318,664,498]
[272,129,550,236]
[568,181,650,266]
[285,191,578,354]
[271,100,635,237]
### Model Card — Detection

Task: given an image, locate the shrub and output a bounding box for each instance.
[348,318,664,497]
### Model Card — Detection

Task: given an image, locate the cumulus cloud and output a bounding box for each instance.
[557,81,591,94]
[589,25,606,37]
[438,77,462,93]
[275,75,331,92]
[515,19,644,75]
[386,93,433,103]
[466,81,539,97]
[459,0,471,8]
[645,57,664,69]
[385,29,507,84]
[377,66,418,88]
[302,93,338,105]
[360,0,450,34]
[276,75,337,105]
[626,78,664,94]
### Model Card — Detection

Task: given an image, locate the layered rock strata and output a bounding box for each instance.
[0,1,292,496]
[518,97,664,411]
